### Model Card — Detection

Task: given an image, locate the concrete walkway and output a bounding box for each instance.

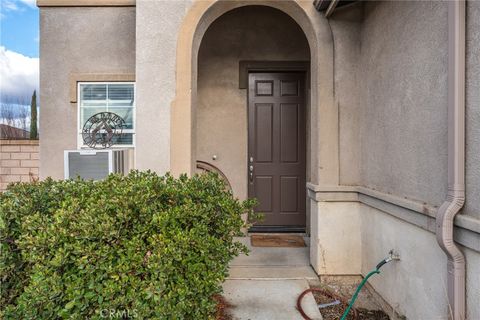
[222,237,322,320]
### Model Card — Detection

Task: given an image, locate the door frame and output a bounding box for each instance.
[245,63,310,233]
[239,61,310,89]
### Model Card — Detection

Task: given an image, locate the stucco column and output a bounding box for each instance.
[135,0,193,175]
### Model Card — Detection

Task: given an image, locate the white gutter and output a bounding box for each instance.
[436,1,466,320]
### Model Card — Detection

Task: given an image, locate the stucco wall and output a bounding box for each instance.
[37,1,479,318]
[329,5,362,186]
[465,1,480,219]
[359,205,448,319]
[357,1,448,207]
[309,2,480,318]
[135,0,192,174]
[196,6,310,200]
[359,204,480,320]
[39,7,136,179]
[310,200,480,319]
[309,201,362,275]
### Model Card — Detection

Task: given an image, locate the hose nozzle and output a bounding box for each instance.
[387,249,400,262]
[376,249,400,270]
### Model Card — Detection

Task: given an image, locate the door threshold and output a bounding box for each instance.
[248,225,306,233]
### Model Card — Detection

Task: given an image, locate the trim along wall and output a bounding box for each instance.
[37,0,135,6]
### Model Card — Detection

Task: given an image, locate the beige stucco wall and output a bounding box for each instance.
[309,201,362,275]
[37,0,336,187]
[308,2,480,318]
[464,0,480,220]
[359,204,449,319]
[39,7,136,179]
[135,0,192,174]
[309,199,480,319]
[38,1,480,215]
[357,0,449,207]
[37,1,480,318]
[328,4,363,186]
[168,0,337,188]
[196,6,310,200]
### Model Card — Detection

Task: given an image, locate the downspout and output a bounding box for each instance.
[436,1,466,320]
[325,0,339,18]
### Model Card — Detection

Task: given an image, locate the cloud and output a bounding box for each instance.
[0,0,36,20]
[18,0,36,8]
[1,0,19,12]
[1,0,35,13]
[0,46,39,104]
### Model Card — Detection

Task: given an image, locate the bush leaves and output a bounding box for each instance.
[0,171,255,319]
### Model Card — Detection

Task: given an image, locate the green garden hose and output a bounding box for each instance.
[340,269,380,320]
[340,251,399,320]
[297,250,399,320]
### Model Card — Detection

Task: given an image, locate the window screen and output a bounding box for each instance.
[78,83,135,147]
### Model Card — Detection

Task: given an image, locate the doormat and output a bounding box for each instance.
[251,235,306,247]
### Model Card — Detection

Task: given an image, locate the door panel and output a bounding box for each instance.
[255,81,274,96]
[280,103,299,163]
[255,104,273,163]
[255,176,273,212]
[280,176,298,212]
[248,72,306,227]
[280,80,299,96]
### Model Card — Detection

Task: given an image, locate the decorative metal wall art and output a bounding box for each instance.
[82,112,126,149]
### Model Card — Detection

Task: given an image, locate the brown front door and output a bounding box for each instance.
[248,72,306,227]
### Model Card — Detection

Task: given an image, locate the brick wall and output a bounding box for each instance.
[0,140,39,191]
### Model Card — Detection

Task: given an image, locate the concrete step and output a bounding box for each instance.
[228,266,319,280]
[231,246,311,267]
[222,279,322,320]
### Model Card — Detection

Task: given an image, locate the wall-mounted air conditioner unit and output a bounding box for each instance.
[64,149,132,180]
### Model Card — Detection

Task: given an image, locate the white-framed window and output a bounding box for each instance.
[77,82,135,148]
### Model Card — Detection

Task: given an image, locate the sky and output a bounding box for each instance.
[0,0,39,107]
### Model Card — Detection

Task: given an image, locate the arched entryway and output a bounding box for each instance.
[196,6,310,229]
[170,0,338,231]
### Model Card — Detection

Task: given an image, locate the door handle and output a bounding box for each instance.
[249,165,254,183]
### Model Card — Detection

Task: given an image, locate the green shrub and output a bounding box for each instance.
[0,171,255,319]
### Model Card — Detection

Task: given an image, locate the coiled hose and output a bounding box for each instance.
[296,288,358,320]
[297,251,399,320]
